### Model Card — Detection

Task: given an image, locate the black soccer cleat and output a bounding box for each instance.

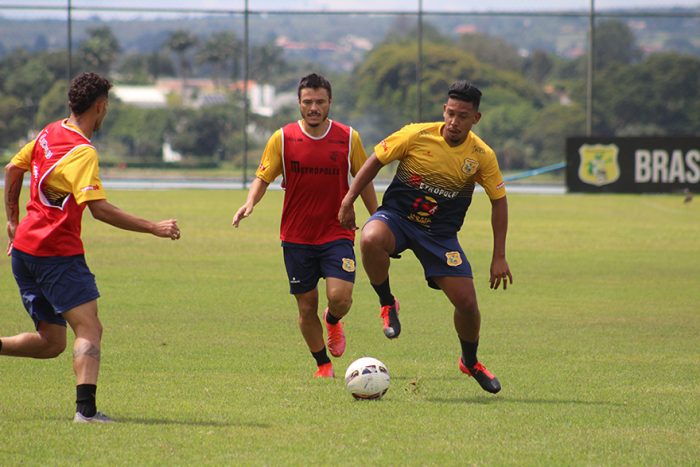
[379,299,401,339]
[459,358,501,394]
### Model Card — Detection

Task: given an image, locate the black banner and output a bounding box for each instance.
[566,137,700,193]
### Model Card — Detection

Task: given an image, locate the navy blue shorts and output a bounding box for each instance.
[282,239,356,295]
[365,210,473,289]
[11,248,100,329]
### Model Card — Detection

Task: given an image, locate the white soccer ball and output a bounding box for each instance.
[344,357,390,400]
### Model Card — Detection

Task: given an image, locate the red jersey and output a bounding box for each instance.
[11,120,106,256]
[256,120,368,245]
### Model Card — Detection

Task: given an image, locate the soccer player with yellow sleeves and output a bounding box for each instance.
[338,80,512,394]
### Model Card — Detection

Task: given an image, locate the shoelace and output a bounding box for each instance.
[471,362,494,379]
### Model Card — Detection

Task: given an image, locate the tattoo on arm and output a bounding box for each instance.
[5,179,22,222]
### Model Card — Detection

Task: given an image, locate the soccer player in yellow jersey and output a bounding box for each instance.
[2,72,181,422]
[338,81,512,394]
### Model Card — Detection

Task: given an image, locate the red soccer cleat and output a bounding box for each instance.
[459,358,501,394]
[324,308,346,358]
[314,362,335,378]
[379,299,401,339]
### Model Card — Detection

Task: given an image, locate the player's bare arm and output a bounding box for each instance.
[4,163,27,251]
[489,196,512,290]
[339,154,384,230]
[359,182,379,217]
[232,177,270,228]
[87,199,180,240]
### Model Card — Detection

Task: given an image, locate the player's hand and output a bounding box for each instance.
[489,257,512,290]
[338,201,357,231]
[232,204,253,228]
[152,219,180,240]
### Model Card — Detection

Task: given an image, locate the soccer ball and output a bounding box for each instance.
[344,357,390,400]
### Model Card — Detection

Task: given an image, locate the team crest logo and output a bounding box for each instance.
[445,251,462,267]
[342,258,356,273]
[462,158,478,175]
[578,144,620,186]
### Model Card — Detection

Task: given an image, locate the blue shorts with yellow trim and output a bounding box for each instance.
[11,248,100,329]
[282,239,356,295]
[366,209,473,289]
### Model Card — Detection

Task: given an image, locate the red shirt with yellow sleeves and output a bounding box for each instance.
[256,120,368,245]
[11,119,107,257]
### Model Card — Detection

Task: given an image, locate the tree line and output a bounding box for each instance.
[1,19,698,171]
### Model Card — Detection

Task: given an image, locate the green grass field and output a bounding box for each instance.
[1,190,698,465]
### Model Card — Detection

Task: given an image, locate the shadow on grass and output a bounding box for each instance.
[424,396,626,406]
[27,415,271,428]
[391,377,626,407]
[111,417,271,428]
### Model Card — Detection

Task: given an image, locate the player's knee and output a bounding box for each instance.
[42,339,67,359]
[455,297,479,316]
[328,295,352,315]
[360,228,384,253]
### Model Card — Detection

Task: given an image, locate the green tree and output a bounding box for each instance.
[523,103,586,166]
[35,80,68,127]
[170,101,243,161]
[476,87,538,170]
[101,103,173,161]
[117,52,175,84]
[249,43,287,84]
[594,52,700,135]
[594,20,642,70]
[0,95,29,154]
[0,49,65,149]
[197,31,242,87]
[78,26,121,76]
[523,49,554,84]
[352,40,545,146]
[166,30,199,89]
[458,33,523,73]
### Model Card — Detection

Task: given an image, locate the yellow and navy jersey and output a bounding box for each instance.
[375,122,505,236]
[11,120,106,256]
[256,120,368,245]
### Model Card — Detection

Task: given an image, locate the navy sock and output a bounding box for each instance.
[325,311,340,325]
[76,384,97,417]
[311,348,331,366]
[372,278,395,307]
[459,338,479,367]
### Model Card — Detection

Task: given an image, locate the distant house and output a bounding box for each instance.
[113,79,284,116]
[112,86,168,108]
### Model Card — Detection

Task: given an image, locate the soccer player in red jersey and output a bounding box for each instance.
[338,81,512,394]
[233,73,378,378]
[1,72,181,422]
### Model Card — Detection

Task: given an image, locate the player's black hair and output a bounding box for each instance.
[298,73,332,100]
[447,80,482,110]
[68,72,112,115]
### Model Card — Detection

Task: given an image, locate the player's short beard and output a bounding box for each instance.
[304,110,328,127]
